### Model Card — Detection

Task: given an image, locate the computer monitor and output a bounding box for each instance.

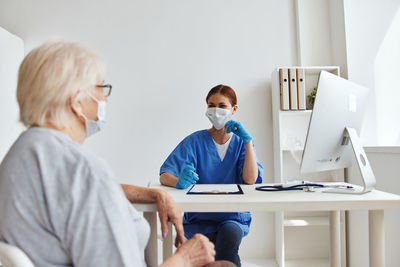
[300,71,376,194]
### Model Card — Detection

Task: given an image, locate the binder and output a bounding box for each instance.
[288,68,298,110]
[296,68,306,110]
[279,68,290,110]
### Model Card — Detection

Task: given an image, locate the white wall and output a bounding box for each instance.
[347,147,400,267]
[294,0,348,79]
[343,0,400,145]
[7,1,396,264]
[295,0,333,66]
[0,0,299,260]
[343,2,400,265]
[375,9,400,145]
[0,0,298,187]
[328,0,348,78]
[0,27,24,161]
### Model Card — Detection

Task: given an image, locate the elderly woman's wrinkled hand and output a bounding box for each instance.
[176,234,215,267]
[160,234,216,267]
[156,190,185,247]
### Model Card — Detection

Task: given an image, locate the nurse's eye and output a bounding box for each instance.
[208,104,215,108]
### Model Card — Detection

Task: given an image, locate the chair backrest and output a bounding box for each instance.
[0,241,34,267]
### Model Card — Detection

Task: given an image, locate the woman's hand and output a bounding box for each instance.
[225,120,252,144]
[176,164,199,189]
[156,190,185,247]
[175,234,215,267]
[120,184,185,247]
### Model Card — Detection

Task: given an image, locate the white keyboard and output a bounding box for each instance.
[323,187,365,194]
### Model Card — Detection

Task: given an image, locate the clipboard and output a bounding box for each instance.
[187,184,243,195]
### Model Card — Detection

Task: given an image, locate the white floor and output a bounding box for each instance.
[242,258,329,267]
[1,258,330,267]
[242,258,278,267]
[285,259,329,267]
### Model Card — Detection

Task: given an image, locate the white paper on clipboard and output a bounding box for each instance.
[188,184,240,193]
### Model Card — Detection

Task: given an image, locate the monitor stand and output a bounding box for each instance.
[323,127,376,194]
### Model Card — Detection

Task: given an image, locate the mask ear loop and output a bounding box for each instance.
[87,92,101,103]
[80,113,90,121]
[73,90,99,122]
[84,91,105,121]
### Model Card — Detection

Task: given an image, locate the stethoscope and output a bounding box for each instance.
[255,182,324,192]
[255,182,354,192]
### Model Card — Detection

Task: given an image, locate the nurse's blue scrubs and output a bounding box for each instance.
[160,130,263,239]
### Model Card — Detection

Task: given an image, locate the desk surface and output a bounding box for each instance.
[133,183,400,212]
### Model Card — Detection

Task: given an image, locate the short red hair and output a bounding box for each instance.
[206,84,237,106]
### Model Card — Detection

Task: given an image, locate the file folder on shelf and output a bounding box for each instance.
[279,68,290,110]
[296,68,306,110]
[289,68,298,110]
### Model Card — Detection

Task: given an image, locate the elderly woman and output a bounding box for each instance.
[0,41,229,267]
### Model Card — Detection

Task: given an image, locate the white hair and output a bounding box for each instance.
[17,41,105,128]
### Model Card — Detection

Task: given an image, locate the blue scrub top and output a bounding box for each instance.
[160,130,263,238]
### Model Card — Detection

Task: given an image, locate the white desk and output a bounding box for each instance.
[133,183,400,267]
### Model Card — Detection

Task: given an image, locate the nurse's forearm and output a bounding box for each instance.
[242,141,258,184]
[160,172,179,188]
[121,184,161,203]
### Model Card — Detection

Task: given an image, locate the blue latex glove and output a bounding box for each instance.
[176,164,199,189]
[225,120,253,144]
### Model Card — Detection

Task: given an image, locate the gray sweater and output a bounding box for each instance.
[0,127,149,267]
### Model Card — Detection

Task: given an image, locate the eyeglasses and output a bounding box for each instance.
[96,84,112,97]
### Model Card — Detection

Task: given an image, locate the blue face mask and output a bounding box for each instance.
[82,93,107,138]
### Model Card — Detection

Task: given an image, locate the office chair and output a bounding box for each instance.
[0,241,34,267]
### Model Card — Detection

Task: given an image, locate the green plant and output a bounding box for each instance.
[307,87,317,109]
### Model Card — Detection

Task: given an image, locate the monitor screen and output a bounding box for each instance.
[300,71,369,174]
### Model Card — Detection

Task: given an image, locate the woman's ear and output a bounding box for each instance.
[232,105,238,115]
[69,92,83,117]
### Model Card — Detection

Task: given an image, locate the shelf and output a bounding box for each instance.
[285,258,329,267]
[272,66,342,266]
[364,146,400,154]
[275,66,339,74]
[279,110,312,116]
[304,67,339,75]
[282,147,304,152]
[284,216,329,227]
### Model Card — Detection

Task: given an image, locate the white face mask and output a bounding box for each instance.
[81,93,107,138]
[205,107,231,130]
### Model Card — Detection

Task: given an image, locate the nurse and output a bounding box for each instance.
[160,84,263,267]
